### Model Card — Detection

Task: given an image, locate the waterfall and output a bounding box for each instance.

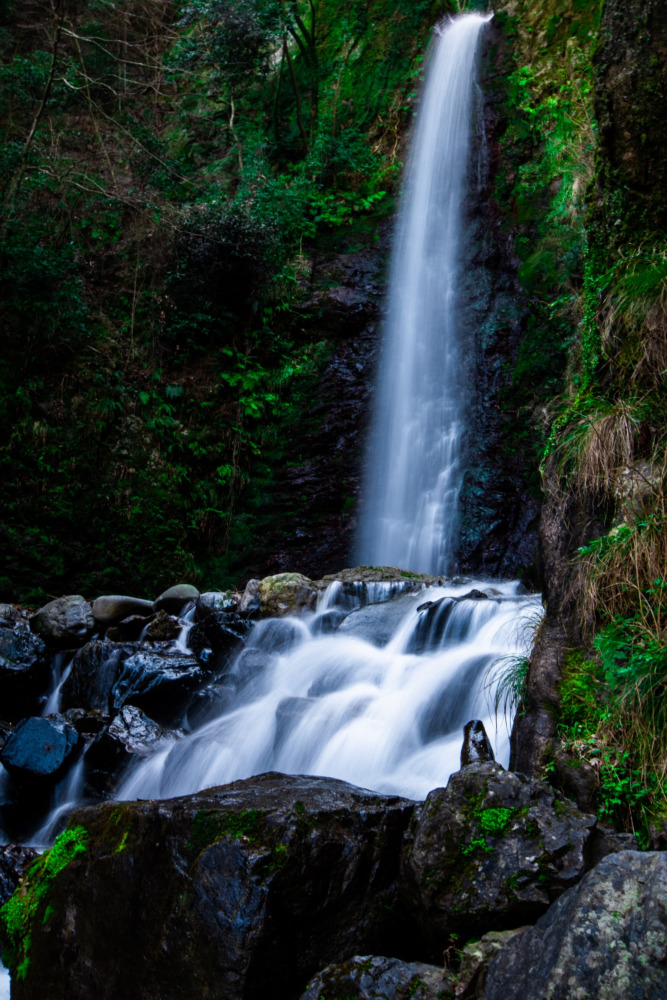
[358,13,492,575]
[119,581,539,803]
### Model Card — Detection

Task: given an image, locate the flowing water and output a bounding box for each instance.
[120,580,539,803]
[358,13,492,575]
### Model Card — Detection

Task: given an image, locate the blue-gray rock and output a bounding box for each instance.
[484,850,667,1000]
[110,648,206,725]
[153,584,199,615]
[300,955,451,1000]
[92,595,154,624]
[0,625,50,721]
[29,595,94,649]
[0,716,79,781]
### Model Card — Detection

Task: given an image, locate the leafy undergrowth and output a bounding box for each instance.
[0,825,88,980]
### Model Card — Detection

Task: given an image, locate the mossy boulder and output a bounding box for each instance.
[400,762,598,952]
[258,573,319,617]
[5,773,415,1000]
[484,851,667,1000]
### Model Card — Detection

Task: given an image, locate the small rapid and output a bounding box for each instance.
[120,579,539,803]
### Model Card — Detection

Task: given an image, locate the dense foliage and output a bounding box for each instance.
[0,0,451,602]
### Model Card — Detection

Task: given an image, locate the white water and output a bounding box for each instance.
[358,13,491,575]
[120,580,539,803]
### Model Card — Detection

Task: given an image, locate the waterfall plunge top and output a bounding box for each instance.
[358,13,491,576]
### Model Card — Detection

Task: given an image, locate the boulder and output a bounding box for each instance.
[0,844,39,907]
[400,762,597,951]
[5,773,415,1000]
[143,610,181,643]
[300,955,453,1000]
[337,593,421,647]
[0,716,79,782]
[85,705,181,796]
[60,640,134,714]
[110,648,206,725]
[0,605,21,627]
[258,573,318,617]
[153,584,199,615]
[91,595,154,625]
[484,851,667,1000]
[238,579,261,617]
[0,624,50,721]
[460,720,495,766]
[196,591,238,620]
[29,595,94,649]
[188,612,254,670]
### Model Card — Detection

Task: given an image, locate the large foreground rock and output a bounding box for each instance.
[300,955,453,1000]
[401,762,597,950]
[484,850,667,1000]
[5,773,414,1000]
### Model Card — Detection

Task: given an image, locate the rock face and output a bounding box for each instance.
[258,573,319,617]
[110,649,207,725]
[29,595,94,648]
[7,774,415,1000]
[300,955,452,1000]
[188,612,254,670]
[0,625,50,721]
[0,716,79,782]
[484,851,667,1000]
[400,762,596,952]
[60,640,132,714]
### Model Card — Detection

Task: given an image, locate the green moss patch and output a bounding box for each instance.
[0,825,88,980]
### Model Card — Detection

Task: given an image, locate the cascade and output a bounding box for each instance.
[358,13,492,575]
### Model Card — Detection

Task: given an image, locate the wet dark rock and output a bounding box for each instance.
[59,709,109,738]
[196,591,238,621]
[484,851,667,1000]
[105,614,153,643]
[85,705,180,796]
[10,773,415,1000]
[0,844,39,906]
[60,640,134,714]
[238,579,261,617]
[153,584,199,615]
[143,610,181,643]
[184,681,237,729]
[587,824,638,867]
[400,762,597,952]
[0,716,79,783]
[459,589,489,601]
[0,624,50,721]
[91,595,154,624]
[461,720,495,766]
[110,648,206,725]
[188,613,254,670]
[29,595,94,649]
[300,955,452,1000]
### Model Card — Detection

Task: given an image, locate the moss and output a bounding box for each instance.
[0,825,88,980]
[187,808,268,858]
